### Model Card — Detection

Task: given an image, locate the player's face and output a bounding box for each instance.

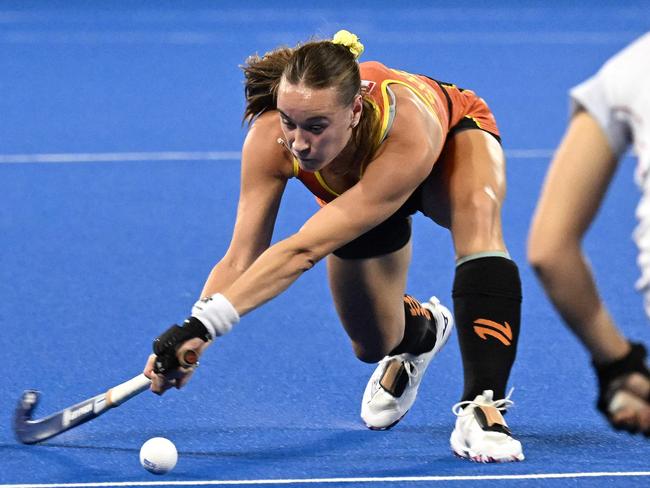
[277,80,361,172]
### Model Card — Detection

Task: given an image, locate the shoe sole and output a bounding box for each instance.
[452,448,525,463]
[450,428,524,463]
[365,411,408,431]
[450,422,525,462]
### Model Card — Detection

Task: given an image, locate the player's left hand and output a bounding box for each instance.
[144,318,212,395]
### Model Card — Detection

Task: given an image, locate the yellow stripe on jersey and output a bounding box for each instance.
[386,69,446,128]
[292,155,340,197]
[314,171,340,197]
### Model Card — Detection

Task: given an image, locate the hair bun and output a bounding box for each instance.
[332,29,365,59]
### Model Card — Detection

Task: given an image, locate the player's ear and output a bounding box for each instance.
[351,94,363,128]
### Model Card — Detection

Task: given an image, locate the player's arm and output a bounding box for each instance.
[225,86,444,314]
[200,112,292,296]
[528,109,629,361]
[144,112,291,389]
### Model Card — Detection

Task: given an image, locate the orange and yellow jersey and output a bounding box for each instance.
[291,61,500,205]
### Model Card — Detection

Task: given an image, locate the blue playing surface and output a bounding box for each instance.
[1,1,650,486]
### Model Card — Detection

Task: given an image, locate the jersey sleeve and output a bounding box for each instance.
[569,68,631,158]
[569,33,650,159]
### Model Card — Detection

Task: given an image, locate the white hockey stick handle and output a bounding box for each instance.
[106,374,152,407]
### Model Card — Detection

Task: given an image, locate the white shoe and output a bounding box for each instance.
[361,297,454,430]
[450,389,524,463]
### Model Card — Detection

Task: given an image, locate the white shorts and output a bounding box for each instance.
[570,32,650,187]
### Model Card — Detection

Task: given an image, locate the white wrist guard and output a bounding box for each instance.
[191,293,240,339]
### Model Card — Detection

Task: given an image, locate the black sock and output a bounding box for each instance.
[453,256,522,401]
[390,295,438,356]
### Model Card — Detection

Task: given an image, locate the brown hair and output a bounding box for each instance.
[241,39,382,169]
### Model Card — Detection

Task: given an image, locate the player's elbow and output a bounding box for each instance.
[527,228,579,280]
[527,233,556,278]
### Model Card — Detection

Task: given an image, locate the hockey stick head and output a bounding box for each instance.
[14,388,106,445]
[14,390,43,444]
[13,374,150,445]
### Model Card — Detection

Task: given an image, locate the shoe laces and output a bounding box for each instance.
[375,355,423,389]
[403,359,421,384]
[451,388,515,417]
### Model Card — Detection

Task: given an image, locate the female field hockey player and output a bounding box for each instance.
[145,30,525,462]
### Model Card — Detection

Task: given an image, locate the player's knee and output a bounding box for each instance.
[453,188,504,253]
[455,188,501,230]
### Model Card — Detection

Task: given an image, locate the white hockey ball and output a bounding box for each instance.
[139,437,178,474]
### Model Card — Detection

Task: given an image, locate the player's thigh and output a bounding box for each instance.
[327,241,411,355]
[422,129,507,256]
[529,110,618,258]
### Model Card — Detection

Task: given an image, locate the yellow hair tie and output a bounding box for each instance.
[332,29,365,59]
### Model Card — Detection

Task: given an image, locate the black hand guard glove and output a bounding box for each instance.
[594,342,650,415]
[152,317,211,374]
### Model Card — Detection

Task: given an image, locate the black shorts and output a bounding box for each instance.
[332,193,420,259]
[332,125,502,260]
[333,213,413,259]
[449,116,501,144]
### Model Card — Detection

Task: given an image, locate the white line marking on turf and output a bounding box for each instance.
[0,149,552,165]
[0,151,242,164]
[1,472,650,488]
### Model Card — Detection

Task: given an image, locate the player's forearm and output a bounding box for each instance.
[187,239,317,340]
[535,248,601,324]
[223,238,318,316]
[188,217,335,339]
[531,245,628,361]
[200,257,250,298]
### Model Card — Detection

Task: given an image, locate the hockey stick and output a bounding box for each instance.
[14,374,151,444]
[14,350,198,444]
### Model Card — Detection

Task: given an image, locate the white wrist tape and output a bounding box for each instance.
[191,293,240,339]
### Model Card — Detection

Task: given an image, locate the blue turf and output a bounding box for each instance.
[1,1,650,486]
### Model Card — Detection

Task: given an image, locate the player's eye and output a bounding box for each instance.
[281,118,295,129]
